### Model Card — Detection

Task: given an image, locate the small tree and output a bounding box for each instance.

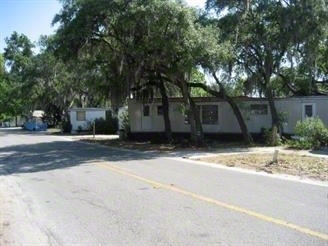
[293,117,328,149]
[118,110,130,140]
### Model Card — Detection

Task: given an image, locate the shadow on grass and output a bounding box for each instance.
[80,138,267,159]
[0,137,159,176]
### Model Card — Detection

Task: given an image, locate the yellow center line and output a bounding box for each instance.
[96,162,328,241]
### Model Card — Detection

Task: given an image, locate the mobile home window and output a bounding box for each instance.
[143,105,150,116]
[202,105,218,124]
[157,105,163,116]
[250,104,268,115]
[303,104,316,119]
[76,111,86,121]
[304,105,313,118]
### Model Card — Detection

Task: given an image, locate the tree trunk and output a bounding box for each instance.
[180,80,203,146]
[189,95,204,146]
[158,74,173,142]
[266,84,279,129]
[215,78,253,144]
[265,82,282,145]
[188,73,253,144]
[263,50,280,129]
[110,80,121,113]
[224,95,253,144]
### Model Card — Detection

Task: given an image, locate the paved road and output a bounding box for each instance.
[0,128,327,245]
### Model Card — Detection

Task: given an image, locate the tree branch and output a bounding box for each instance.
[277,73,300,95]
[188,82,223,98]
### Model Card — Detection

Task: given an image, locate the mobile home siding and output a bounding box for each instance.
[275,96,328,134]
[128,96,327,135]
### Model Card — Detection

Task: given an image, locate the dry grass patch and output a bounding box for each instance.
[196,153,328,181]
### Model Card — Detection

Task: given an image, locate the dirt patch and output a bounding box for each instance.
[195,153,328,181]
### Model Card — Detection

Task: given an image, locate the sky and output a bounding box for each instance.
[0,0,206,54]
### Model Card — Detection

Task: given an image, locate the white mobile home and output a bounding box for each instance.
[128,96,328,135]
[69,108,110,132]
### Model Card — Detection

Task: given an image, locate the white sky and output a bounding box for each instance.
[185,0,205,8]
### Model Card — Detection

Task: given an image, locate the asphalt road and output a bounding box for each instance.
[0,128,327,246]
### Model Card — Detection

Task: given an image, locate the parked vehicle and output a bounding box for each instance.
[23,110,47,131]
[23,119,47,131]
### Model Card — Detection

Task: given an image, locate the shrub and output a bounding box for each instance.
[262,126,282,146]
[292,117,328,149]
[118,109,130,140]
[61,120,72,133]
[92,117,118,135]
[119,110,130,133]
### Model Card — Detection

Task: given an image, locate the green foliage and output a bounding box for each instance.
[291,117,328,149]
[91,117,118,135]
[206,0,328,129]
[1,0,326,146]
[262,126,282,146]
[4,32,34,73]
[119,110,130,133]
[1,32,34,117]
[118,109,130,140]
[0,54,5,78]
[189,68,210,97]
[61,120,72,133]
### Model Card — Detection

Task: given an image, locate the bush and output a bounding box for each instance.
[91,117,118,135]
[292,117,328,149]
[61,120,72,133]
[118,109,130,140]
[262,126,282,146]
[119,110,130,133]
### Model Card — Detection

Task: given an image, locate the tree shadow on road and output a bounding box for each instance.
[0,139,159,176]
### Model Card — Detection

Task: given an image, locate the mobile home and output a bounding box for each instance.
[128,96,328,135]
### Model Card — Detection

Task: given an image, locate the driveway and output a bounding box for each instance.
[0,128,327,245]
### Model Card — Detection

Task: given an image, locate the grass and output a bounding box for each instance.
[195,153,328,181]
